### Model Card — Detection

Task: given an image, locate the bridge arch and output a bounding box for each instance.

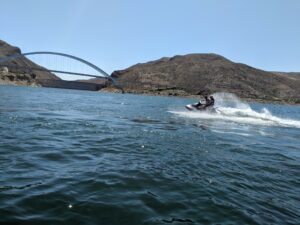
[0,51,123,92]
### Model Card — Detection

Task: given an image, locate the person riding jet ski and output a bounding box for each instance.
[193,95,209,109]
[186,95,215,111]
[204,96,214,109]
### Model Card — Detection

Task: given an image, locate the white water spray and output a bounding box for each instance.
[170,93,300,129]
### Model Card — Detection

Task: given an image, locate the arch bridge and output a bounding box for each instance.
[0,51,123,92]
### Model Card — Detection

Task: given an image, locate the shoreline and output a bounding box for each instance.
[0,79,40,87]
[1,82,299,106]
[99,87,300,106]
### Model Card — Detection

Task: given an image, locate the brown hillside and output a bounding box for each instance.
[112,54,300,103]
[0,39,59,84]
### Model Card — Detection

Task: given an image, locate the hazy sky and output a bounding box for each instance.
[1,0,300,77]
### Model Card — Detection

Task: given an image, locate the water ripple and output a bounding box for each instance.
[0,86,299,224]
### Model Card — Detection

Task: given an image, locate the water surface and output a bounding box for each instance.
[0,86,299,224]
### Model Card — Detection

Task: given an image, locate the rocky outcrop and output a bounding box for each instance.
[0,39,59,85]
[112,54,300,103]
[0,66,39,86]
[0,40,21,55]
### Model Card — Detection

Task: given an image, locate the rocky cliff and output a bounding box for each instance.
[112,54,300,103]
[0,39,59,86]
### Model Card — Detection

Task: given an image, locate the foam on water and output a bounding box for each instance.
[170,93,300,128]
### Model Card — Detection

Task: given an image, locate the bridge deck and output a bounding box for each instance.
[37,79,107,91]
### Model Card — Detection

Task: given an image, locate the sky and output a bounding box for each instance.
[1,0,300,79]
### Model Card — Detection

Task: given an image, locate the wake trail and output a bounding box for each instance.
[169,93,300,129]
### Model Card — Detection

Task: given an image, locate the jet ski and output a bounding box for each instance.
[185,103,217,113]
[186,96,216,112]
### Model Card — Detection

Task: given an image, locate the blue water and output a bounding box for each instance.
[0,85,299,225]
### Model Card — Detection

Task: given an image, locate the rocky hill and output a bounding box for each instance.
[112,54,300,103]
[273,72,300,82]
[0,39,59,86]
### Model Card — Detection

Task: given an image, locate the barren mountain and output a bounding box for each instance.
[112,54,300,103]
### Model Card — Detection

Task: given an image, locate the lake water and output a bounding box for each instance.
[0,85,299,225]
